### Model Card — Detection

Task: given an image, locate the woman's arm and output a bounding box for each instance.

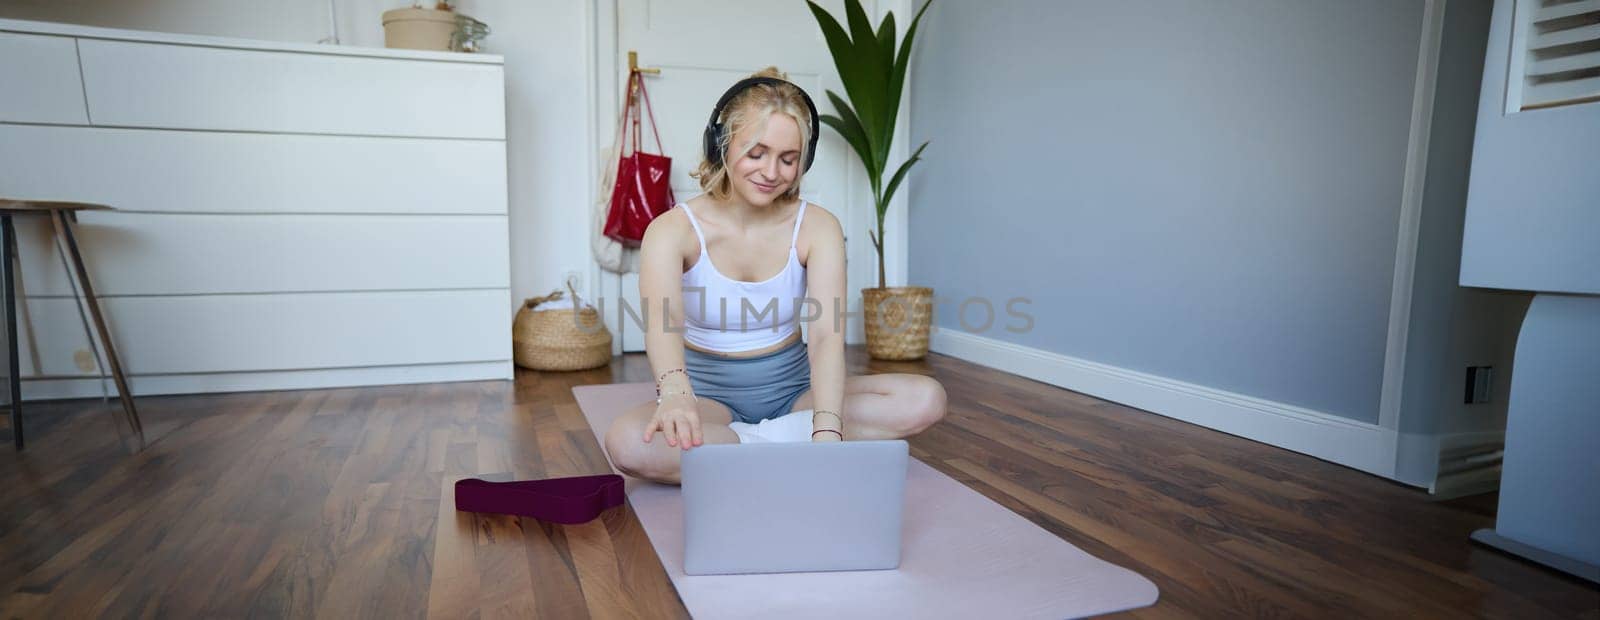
[804,206,848,440]
[638,212,699,448]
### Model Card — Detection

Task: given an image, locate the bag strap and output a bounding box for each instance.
[634,71,666,154]
[610,71,668,156]
[630,74,641,156]
[614,71,638,156]
[631,72,674,202]
[597,75,629,194]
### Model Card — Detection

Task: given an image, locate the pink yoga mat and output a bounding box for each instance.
[574,383,1159,619]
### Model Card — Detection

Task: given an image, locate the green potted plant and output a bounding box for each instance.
[807,0,934,360]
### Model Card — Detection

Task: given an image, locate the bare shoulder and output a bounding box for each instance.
[801,201,843,237]
[798,200,843,261]
[641,205,696,269]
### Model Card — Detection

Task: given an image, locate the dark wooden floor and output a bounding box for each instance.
[2,347,1596,618]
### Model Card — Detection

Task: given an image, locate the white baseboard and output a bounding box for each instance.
[19,360,515,401]
[1431,431,1505,498]
[1395,429,1507,491]
[929,328,1400,480]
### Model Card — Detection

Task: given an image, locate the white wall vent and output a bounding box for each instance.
[1505,0,1600,111]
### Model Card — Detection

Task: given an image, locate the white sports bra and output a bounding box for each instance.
[679,201,808,353]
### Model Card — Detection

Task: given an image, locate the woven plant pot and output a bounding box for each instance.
[513,282,613,371]
[862,286,933,361]
[381,7,456,51]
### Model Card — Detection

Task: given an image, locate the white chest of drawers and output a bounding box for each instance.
[0,18,513,398]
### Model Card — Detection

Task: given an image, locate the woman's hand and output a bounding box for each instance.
[643,393,702,450]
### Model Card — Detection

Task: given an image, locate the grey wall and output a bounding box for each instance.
[1459,0,1600,295]
[1395,0,1531,485]
[1401,0,1528,436]
[908,0,1425,422]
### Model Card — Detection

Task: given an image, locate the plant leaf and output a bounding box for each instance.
[882,0,932,169]
[842,0,886,148]
[873,12,897,171]
[806,1,882,160]
[876,12,897,79]
[820,122,878,197]
[820,91,878,181]
[879,141,929,219]
[812,1,876,143]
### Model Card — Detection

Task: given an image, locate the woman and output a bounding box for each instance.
[603,67,947,485]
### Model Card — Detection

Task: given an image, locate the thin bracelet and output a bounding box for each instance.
[811,428,843,440]
[655,368,690,399]
[812,410,842,423]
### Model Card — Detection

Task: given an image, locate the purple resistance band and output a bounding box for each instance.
[454,474,626,524]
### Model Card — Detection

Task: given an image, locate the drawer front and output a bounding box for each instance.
[0,31,88,124]
[22,290,512,376]
[77,38,506,138]
[0,124,508,215]
[14,212,510,296]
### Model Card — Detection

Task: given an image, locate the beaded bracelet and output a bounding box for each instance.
[812,410,842,424]
[656,391,697,404]
[655,368,690,400]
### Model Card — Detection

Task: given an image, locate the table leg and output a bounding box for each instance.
[52,211,142,440]
[2,215,22,449]
[48,211,111,404]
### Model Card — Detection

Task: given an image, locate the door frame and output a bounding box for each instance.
[583,0,916,354]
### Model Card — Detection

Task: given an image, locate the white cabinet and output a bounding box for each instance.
[0,18,513,398]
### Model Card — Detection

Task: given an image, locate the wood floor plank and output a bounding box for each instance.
[427,476,482,620]
[601,505,689,619]
[472,511,540,619]
[1,346,1594,618]
[520,519,592,620]
[561,518,636,620]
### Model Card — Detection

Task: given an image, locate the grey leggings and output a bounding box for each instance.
[682,338,811,424]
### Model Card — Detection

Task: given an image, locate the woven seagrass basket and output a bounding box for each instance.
[513,281,612,371]
[862,286,934,361]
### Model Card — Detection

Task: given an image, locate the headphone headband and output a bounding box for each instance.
[702,76,821,173]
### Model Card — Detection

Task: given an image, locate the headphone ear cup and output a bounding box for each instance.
[703,122,722,167]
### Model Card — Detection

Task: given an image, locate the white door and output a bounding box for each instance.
[597,0,901,352]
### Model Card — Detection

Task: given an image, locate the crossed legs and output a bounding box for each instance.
[603,396,740,485]
[602,373,947,485]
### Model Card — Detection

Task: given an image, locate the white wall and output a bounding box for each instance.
[0,0,596,317]
[1459,0,1600,295]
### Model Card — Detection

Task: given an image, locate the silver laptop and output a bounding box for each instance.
[680,439,909,576]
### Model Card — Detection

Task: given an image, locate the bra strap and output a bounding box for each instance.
[679,203,707,251]
[790,201,808,249]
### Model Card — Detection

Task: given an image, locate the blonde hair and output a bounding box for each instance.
[690,66,813,203]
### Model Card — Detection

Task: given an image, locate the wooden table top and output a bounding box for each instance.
[0,198,115,213]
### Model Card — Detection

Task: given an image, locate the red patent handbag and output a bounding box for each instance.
[603,71,675,247]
